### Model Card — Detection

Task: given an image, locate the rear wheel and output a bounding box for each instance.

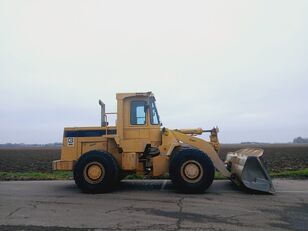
[73,151,119,193]
[169,148,215,193]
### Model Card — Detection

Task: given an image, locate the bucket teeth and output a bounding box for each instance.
[226,148,275,194]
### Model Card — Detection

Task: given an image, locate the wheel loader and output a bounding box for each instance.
[53,92,274,194]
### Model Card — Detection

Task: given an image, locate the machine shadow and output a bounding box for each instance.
[54,180,270,196]
[115,180,176,193]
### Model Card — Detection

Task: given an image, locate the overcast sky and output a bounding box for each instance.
[0,1,307,144]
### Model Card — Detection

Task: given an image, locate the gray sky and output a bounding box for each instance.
[0,1,307,144]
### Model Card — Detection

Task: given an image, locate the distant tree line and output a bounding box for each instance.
[0,143,62,147]
[293,137,308,144]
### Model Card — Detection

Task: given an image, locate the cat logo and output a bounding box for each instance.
[67,137,74,147]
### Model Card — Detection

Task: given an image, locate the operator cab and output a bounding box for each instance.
[116,92,162,153]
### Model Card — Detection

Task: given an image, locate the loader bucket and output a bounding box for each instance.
[226,148,275,194]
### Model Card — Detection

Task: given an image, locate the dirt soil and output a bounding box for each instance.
[0,148,60,172]
[219,143,308,172]
[0,144,307,173]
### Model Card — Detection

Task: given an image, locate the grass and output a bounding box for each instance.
[0,171,72,181]
[0,169,307,181]
[271,168,308,179]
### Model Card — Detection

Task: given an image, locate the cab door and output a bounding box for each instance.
[122,97,150,152]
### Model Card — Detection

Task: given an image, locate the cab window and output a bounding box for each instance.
[150,100,160,125]
[130,101,146,125]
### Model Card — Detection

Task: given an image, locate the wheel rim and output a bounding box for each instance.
[84,162,105,184]
[180,160,203,183]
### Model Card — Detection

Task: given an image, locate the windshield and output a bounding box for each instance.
[149,97,160,125]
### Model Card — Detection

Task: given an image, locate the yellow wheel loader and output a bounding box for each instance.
[53,92,274,194]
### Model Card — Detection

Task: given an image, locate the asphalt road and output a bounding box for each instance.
[0,180,307,231]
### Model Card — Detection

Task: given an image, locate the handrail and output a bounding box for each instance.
[103,112,117,129]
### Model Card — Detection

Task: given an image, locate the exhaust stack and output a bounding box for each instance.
[99,100,108,127]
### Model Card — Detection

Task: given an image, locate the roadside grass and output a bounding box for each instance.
[0,169,307,181]
[0,171,72,181]
[270,168,308,179]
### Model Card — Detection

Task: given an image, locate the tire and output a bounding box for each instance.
[73,150,119,193]
[169,148,215,193]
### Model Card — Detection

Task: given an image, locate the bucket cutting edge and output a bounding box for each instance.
[226,148,275,194]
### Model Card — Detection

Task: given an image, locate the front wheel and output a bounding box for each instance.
[169,148,215,193]
[73,151,119,193]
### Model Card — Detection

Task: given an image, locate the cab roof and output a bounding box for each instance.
[116,92,154,100]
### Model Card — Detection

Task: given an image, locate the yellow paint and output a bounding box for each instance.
[53,92,231,179]
[121,153,138,171]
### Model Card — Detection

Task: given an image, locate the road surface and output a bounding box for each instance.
[0,180,307,231]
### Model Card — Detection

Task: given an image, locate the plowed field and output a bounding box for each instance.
[0,144,307,173]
